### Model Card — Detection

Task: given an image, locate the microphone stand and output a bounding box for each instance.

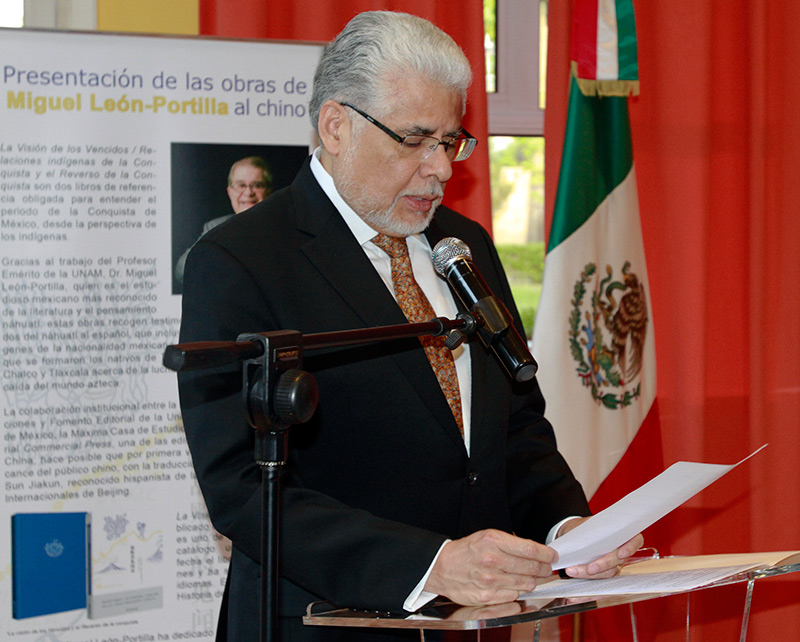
[163,313,481,642]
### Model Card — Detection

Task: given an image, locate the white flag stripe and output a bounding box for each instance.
[533,168,656,497]
[596,0,620,80]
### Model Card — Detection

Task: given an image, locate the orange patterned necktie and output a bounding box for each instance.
[372,234,463,435]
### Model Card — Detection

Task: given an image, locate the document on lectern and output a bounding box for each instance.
[551,445,768,570]
[523,551,800,600]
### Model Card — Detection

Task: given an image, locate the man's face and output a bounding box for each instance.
[333,75,463,236]
[227,164,269,214]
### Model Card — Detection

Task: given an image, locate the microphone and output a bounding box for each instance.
[432,237,538,382]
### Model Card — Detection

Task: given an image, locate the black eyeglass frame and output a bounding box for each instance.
[229,181,269,192]
[338,102,478,162]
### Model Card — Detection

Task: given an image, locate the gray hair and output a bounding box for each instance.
[309,11,472,130]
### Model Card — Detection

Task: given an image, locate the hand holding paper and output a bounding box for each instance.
[556,518,644,578]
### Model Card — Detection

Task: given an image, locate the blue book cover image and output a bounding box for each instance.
[12,512,90,619]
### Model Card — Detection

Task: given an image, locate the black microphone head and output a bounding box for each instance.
[432,237,472,277]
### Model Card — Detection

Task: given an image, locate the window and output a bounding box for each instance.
[486,0,549,338]
[0,0,23,27]
[7,0,96,29]
[485,0,547,136]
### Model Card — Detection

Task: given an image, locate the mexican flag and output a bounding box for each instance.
[532,0,661,506]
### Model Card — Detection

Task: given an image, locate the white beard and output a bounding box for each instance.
[334,144,443,237]
[358,191,440,237]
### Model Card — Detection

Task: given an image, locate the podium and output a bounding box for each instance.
[303,556,800,641]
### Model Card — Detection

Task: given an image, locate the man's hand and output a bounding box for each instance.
[423,529,555,605]
[556,517,645,579]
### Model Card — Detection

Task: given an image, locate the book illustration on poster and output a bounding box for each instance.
[11,512,90,619]
[88,512,165,619]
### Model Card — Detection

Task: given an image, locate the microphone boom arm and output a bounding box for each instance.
[163,314,476,373]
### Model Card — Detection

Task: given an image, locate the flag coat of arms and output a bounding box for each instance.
[532,0,659,501]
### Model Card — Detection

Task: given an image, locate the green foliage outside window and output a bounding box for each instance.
[495,243,545,339]
[490,137,547,339]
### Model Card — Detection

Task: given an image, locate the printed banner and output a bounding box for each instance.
[1,27,321,641]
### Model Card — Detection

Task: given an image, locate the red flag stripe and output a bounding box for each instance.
[571,0,599,79]
[589,400,664,514]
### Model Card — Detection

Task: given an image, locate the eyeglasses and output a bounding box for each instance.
[230,181,268,192]
[339,102,477,162]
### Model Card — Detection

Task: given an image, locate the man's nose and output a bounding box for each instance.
[419,144,453,183]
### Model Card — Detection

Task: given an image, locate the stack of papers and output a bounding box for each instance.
[522,552,800,600]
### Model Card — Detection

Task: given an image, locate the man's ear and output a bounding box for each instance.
[317,100,349,156]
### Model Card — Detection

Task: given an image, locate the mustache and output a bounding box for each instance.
[401,182,444,200]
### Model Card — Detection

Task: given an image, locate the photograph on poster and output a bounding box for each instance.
[170,142,310,293]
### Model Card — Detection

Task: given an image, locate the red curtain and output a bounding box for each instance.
[199,0,492,232]
[547,1,800,640]
[201,0,800,638]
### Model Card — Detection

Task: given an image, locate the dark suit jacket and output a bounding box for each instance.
[178,159,589,641]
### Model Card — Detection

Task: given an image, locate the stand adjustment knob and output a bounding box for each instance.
[274,369,319,425]
[445,330,466,350]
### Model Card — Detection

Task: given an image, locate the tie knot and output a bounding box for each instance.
[372,233,409,259]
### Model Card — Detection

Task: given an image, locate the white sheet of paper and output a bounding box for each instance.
[521,563,760,600]
[551,445,767,570]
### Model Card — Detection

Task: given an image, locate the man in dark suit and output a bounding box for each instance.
[178,11,643,642]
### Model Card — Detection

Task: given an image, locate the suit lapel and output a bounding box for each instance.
[292,164,464,448]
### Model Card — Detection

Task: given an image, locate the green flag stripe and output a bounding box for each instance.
[548,76,633,250]
[615,0,639,80]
